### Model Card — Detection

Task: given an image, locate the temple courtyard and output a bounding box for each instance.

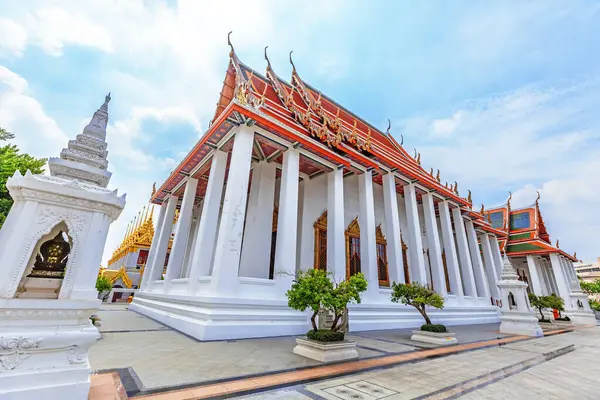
[89,304,599,399]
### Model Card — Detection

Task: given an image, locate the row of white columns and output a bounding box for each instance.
[141,123,504,304]
[524,253,581,309]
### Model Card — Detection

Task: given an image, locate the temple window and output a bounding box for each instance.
[313,211,328,271]
[375,225,389,287]
[508,292,516,310]
[489,211,504,230]
[269,207,278,279]
[345,217,361,278]
[401,236,410,284]
[441,249,451,292]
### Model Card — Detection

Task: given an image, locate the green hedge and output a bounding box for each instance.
[307,329,345,342]
[421,324,447,333]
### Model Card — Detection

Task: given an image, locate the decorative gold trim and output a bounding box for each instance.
[375,224,389,286]
[345,217,361,278]
[313,210,328,270]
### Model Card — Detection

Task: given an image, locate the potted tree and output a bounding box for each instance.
[391,282,456,345]
[528,293,552,324]
[286,269,367,362]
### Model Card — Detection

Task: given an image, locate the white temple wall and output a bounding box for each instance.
[299,174,328,271]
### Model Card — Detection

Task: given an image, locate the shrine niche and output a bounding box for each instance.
[17,223,73,299]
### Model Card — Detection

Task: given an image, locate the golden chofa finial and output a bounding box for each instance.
[507,191,513,207]
[444,181,448,188]
[400,134,404,146]
[227,31,235,57]
[436,169,440,182]
[151,182,156,197]
[453,181,458,194]
[416,153,421,165]
[467,190,472,203]
[480,204,485,215]
[289,50,297,74]
[556,239,560,248]
[535,190,540,206]
[386,119,391,135]
[413,148,417,159]
[264,45,272,70]
[429,168,434,176]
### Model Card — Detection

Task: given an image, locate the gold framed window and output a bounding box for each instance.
[313,210,327,271]
[401,236,410,284]
[345,217,361,278]
[375,224,389,286]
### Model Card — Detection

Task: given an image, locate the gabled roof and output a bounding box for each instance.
[485,192,577,261]
[152,37,505,236]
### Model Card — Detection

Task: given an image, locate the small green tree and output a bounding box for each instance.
[391,282,444,326]
[96,275,112,301]
[546,293,565,317]
[286,269,333,332]
[580,279,600,295]
[528,293,550,321]
[322,272,368,332]
[0,130,46,228]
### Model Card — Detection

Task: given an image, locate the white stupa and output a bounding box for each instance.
[497,254,543,337]
[0,94,125,399]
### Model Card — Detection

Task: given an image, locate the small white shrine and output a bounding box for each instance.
[0,94,125,399]
[497,255,543,337]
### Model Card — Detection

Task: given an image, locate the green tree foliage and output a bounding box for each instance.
[286,269,332,331]
[589,299,600,312]
[391,282,444,326]
[96,275,112,301]
[286,269,368,333]
[0,130,46,228]
[322,272,368,332]
[580,279,600,295]
[528,293,551,321]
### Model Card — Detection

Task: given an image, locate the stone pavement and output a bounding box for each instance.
[90,304,503,392]
[237,327,599,400]
[89,304,597,399]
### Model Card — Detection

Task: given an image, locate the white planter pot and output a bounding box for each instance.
[411,330,458,346]
[293,337,358,363]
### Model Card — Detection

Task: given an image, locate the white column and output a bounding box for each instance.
[466,221,490,299]
[164,178,198,290]
[452,208,477,297]
[549,253,571,307]
[489,236,504,280]
[561,256,581,291]
[239,161,276,278]
[525,255,545,296]
[140,203,167,290]
[438,201,464,297]
[209,125,255,296]
[382,173,404,284]
[537,257,551,295]
[146,195,178,286]
[422,193,446,296]
[187,150,228,293]
[479,233,499,301]
[327,168,346,283]
[181,205,201,278]
[358,170,379,296]
[274,148,300,288]
[403,183,427,285]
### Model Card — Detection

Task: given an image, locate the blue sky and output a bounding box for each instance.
[1,0,599,264]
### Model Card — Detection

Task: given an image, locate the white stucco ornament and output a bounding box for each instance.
[0,94,125,400]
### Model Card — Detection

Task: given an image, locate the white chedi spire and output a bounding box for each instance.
[48,93,113,188]
[500,253,520,281]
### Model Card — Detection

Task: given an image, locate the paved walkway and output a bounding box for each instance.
[89,305,597,399]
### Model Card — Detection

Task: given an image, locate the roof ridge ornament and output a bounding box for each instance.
[289,50,297,74]
[535,190,540,206]
[386,119,391,135]
[227,31,235,57]
[264,46,272,70]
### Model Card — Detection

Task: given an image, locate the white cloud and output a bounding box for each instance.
[431,111,463,137]
[0,66,68,156]
[0,19,27,56]
[401,81,600,261]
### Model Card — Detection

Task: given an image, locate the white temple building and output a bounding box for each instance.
[130,43,592,340]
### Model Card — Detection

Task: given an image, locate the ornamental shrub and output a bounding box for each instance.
[421,324,447,333]
[391,282,444,326]
[589,299,600,311]
[306,329,345,342]
[286,269,368,335]
[528,293,551,321]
